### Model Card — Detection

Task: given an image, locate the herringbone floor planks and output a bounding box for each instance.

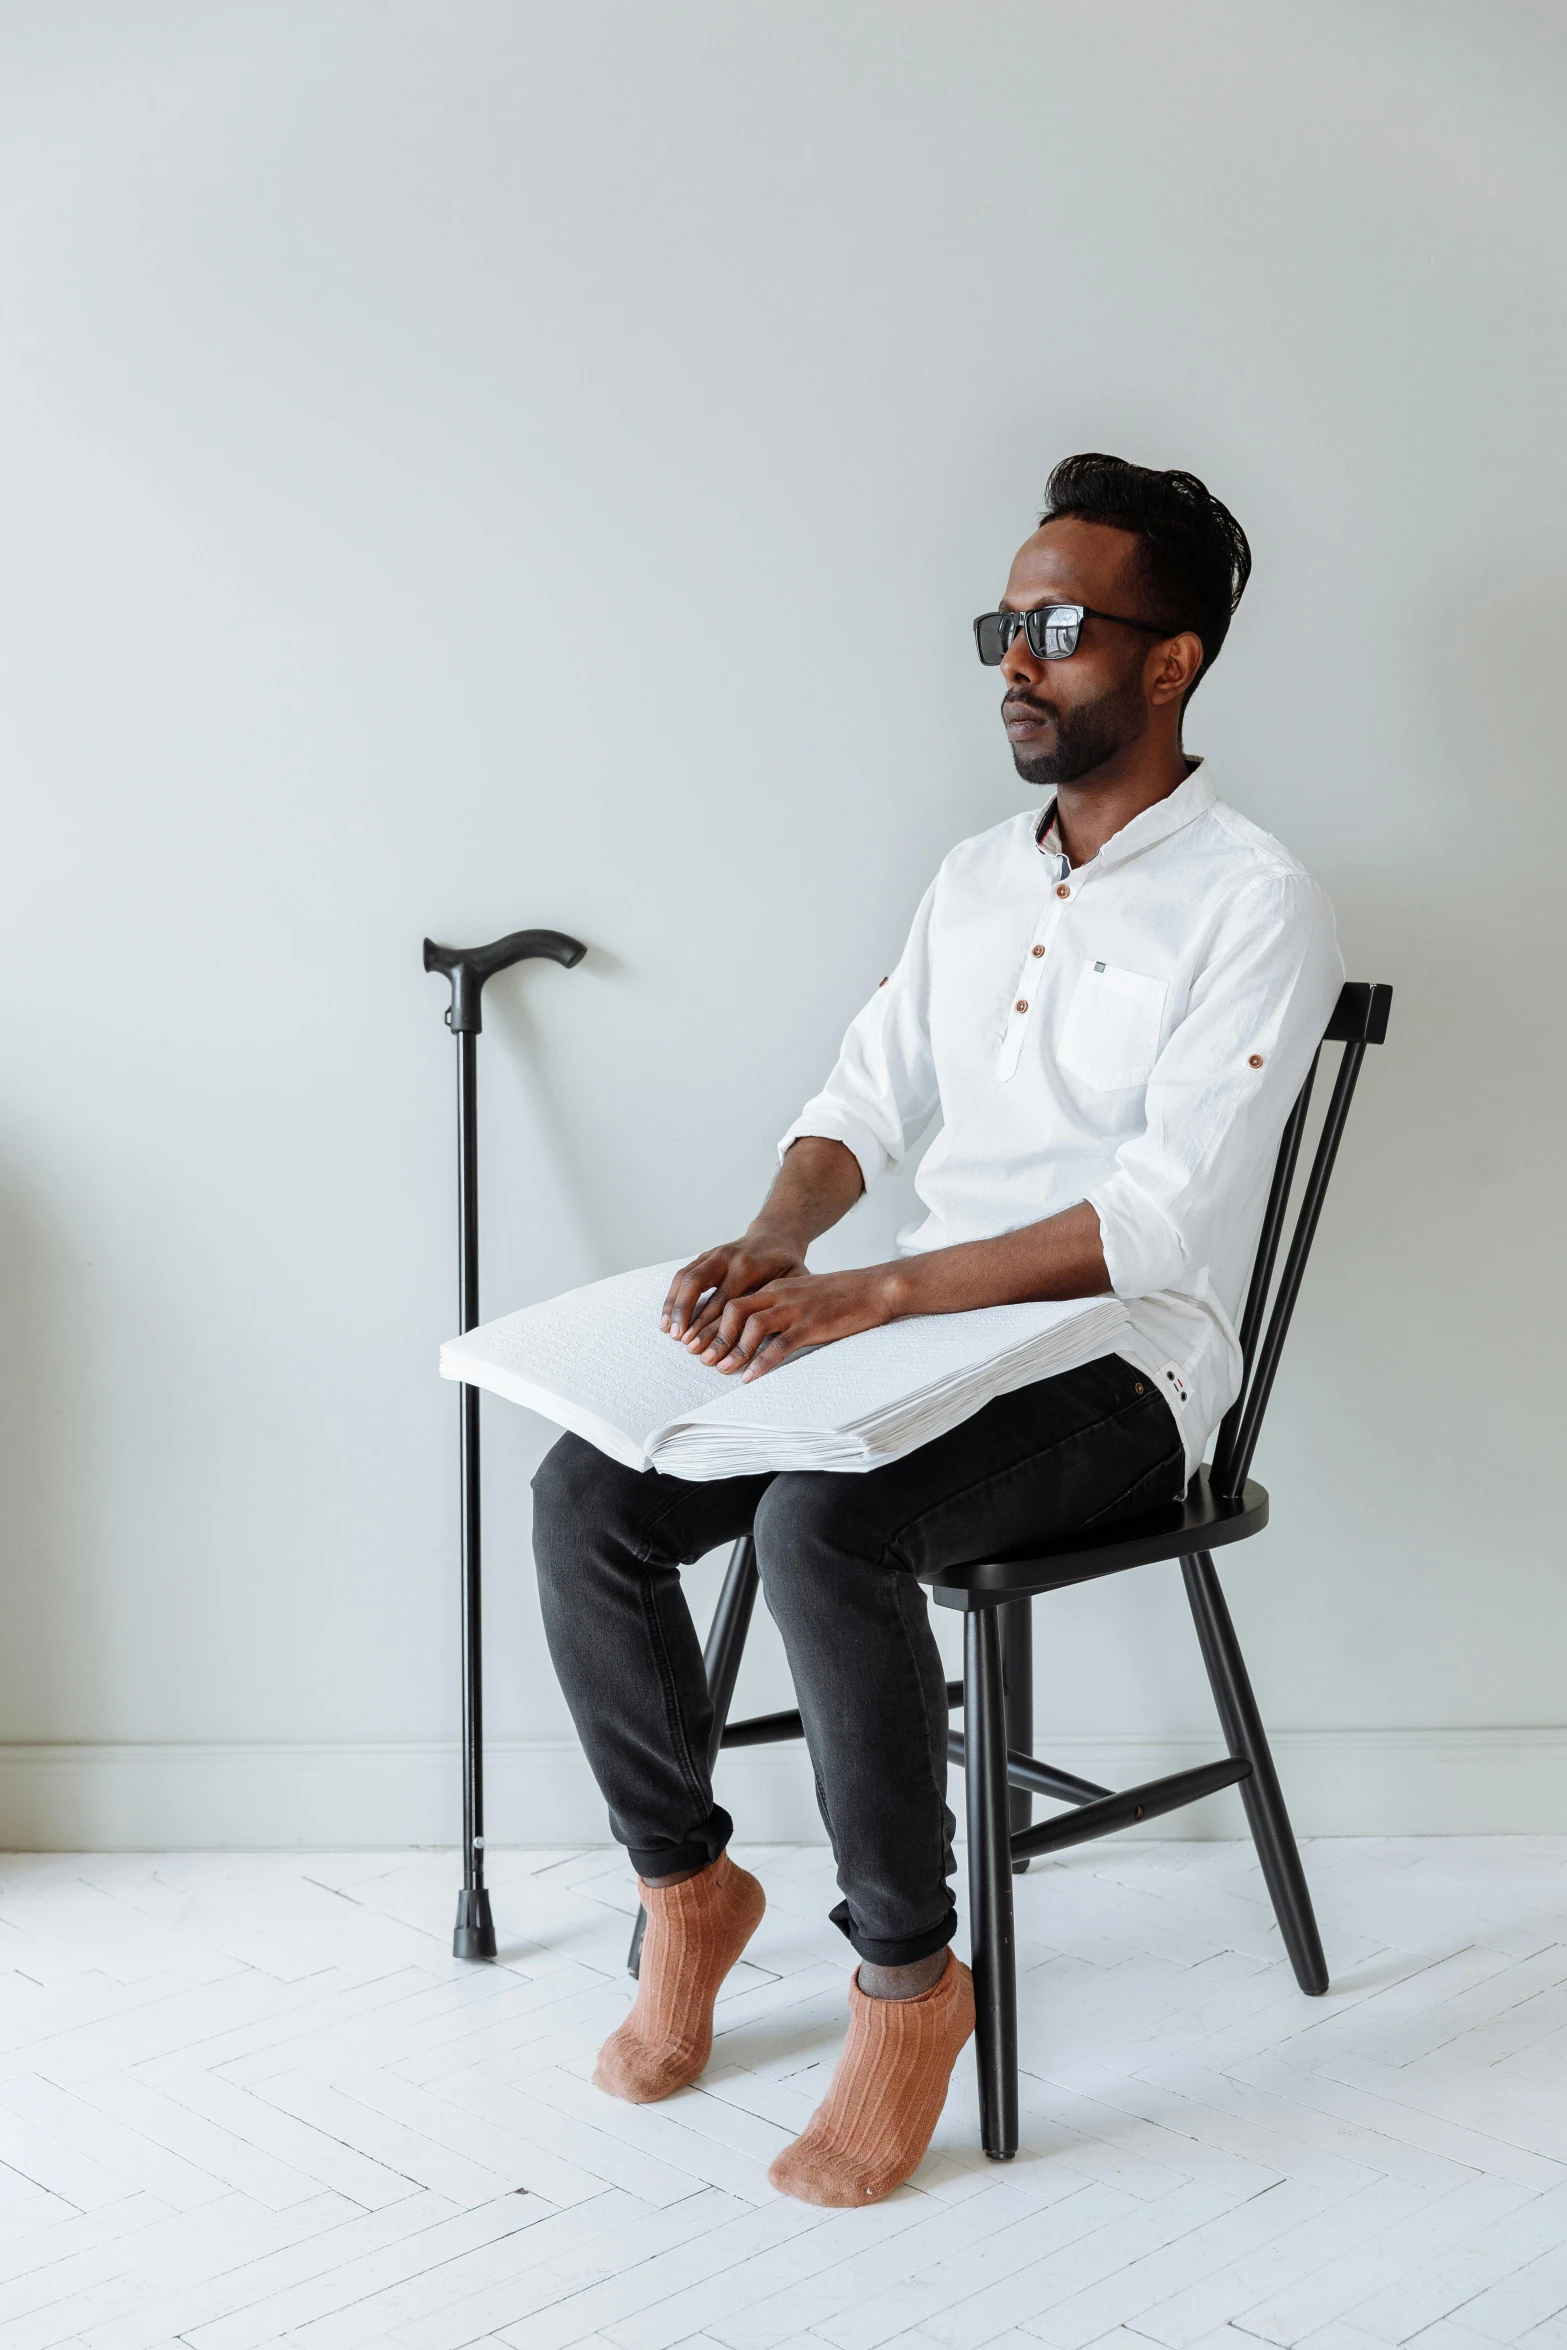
[0,1838,1563,2349]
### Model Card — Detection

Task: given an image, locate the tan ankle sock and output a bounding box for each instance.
[594,1851,766,2104]
[768,1954,975,2206]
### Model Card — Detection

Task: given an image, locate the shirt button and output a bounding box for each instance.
[1248,1053,1264,1068]
[1055,883,1070,899]
[1015,999,1028,1014]
[1031,943,1045,957]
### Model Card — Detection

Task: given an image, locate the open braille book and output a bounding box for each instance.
[439,1259,1128,1479]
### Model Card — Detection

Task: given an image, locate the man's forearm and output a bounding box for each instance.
[747,1136,865,1251]
[882,1201,1111,1315]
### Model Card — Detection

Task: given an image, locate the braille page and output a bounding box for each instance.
[439,1260,729,1471]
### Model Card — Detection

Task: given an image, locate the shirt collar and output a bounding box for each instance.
[1034,760,1214,873]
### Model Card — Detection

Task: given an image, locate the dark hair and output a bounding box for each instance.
[1039,452,1252,703]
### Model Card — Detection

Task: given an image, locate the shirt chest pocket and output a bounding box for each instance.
[1056,961,1168,1091]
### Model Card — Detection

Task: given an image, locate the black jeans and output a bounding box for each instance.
[530,1351,1183,1966]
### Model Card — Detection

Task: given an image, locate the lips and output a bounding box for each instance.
[1003,697,1055,735]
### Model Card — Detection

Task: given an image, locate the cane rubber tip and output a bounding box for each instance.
[453,1888,497,1961]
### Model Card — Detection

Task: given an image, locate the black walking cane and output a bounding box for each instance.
[425,926,586,1959]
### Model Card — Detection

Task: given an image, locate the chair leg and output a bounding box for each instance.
[998,1597,1033,1871]
[966,1606,1018,2159]
[628,1536,760,1979]
[1181,1551,1329,1996]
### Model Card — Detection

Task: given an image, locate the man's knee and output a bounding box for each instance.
[753,1474,884,1596]
[531,1433,637,1580]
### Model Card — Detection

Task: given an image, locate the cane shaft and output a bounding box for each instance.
[456,1033,488,1912]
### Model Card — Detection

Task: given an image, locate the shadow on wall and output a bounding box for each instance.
[0,1167,88,1744]
[1307,575,1567,1446]
[480,948,616,1299]
[1235,577,1567,1727]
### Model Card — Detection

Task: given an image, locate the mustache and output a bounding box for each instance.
[1002,688,1058,720]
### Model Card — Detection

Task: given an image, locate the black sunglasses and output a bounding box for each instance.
[973,603,1172,666]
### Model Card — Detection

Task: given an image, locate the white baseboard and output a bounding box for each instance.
[2,1729,1566,1850]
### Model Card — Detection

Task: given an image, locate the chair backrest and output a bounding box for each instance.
[1209,980,1393,1502]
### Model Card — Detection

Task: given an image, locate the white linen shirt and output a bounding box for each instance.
[778,766,1344,1476]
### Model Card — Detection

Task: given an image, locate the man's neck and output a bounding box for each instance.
[1052,745,1194,868]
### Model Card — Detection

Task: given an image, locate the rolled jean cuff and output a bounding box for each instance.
[828,1897,957,1968]
[626,1804,733,1883]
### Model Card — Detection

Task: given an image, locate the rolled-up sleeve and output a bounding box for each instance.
[1086,873,1343,1298]
[778,878,942,1192]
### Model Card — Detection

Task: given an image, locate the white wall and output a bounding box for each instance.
[0,0,1562,1848]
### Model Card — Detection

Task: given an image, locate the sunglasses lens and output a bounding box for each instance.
[973,613,1011,666]
[1030,606,1083,659]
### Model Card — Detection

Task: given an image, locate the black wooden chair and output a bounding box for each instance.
[627,978,1392,2162]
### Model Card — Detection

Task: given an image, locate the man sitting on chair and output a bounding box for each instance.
[531,452,1343,2205]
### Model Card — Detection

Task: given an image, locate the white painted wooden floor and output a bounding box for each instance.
[1,1839,1565,2350]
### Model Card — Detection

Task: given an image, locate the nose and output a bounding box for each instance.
[998,620,1043,690]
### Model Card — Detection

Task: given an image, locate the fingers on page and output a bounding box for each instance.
[665,1262,719,1337]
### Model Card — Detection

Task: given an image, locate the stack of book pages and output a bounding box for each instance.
[440,1260,1129,1479]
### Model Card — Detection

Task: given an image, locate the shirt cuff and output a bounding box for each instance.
[777,1102,890,1193]
[1084,1177,1187,1299]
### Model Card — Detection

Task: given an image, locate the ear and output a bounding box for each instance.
[1145,630,1204,707]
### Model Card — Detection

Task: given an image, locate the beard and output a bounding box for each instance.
[1005,671,1150,789]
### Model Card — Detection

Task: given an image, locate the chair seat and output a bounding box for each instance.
[920,1468,1269,1607]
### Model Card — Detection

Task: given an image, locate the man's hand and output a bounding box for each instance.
[662,1237,807,1343]
[661,1137,867,1345]
[692,1266,902,1380]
